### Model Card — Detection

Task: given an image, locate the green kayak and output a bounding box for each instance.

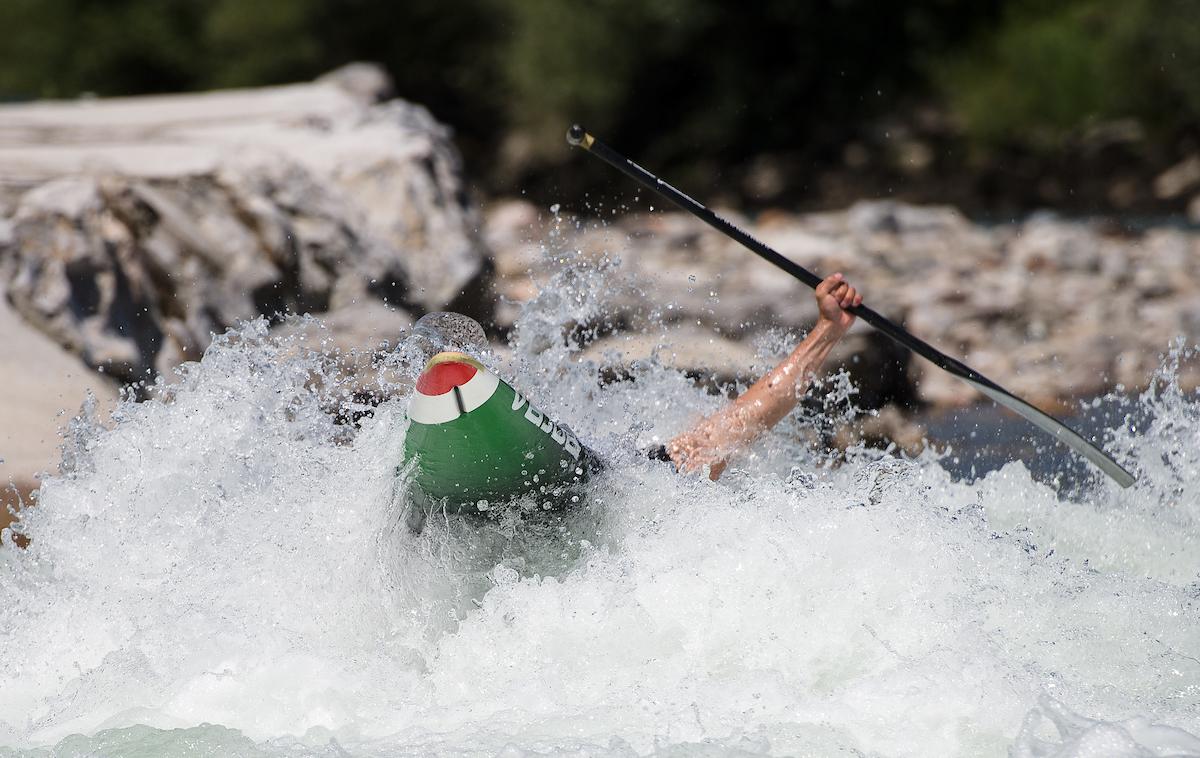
[404,351,594,516]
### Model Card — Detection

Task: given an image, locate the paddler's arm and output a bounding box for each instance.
[665,273,862,480]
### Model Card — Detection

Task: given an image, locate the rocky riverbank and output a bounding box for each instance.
[2,67,1198,494]
[486,198,1200,408]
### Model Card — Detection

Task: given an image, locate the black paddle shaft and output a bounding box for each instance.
[566,124,1136,487]
[569,125,999,390]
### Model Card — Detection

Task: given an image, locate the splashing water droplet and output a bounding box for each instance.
[0,237,1196,757]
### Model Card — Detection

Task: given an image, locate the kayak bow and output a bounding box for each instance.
[404,352,594,515]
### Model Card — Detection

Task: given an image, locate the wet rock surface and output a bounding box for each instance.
[0,64,487,386]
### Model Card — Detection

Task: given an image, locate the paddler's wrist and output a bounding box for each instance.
[810,316,849,344]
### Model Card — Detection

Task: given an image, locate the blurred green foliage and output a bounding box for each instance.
[496,0,1002,168]
[0,0,503,154]
[0,0,1195,177]
[0,0,207,96]
[939,0,1200,148]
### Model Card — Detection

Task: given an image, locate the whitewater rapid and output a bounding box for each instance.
[1,258,1198,757]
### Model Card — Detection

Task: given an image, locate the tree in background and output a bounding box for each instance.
[0,0,1002,164]
[938,0,1200,148]
[0,0,208,97]
[1,0,1196,209]
[494,0,1002,171]
[0,0,504,158]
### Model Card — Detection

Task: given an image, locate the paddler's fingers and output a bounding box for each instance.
[839,285,859,308]
[815,272,844,296]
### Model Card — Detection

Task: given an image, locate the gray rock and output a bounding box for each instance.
[0,70,487,384]
[1153,155,1200,200]
[316,62,394,103]
[1009,217,1102,272]
[846,200,971,236]
[0,282,119,488]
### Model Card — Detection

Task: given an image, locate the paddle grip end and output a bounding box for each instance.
[566,124,591,148]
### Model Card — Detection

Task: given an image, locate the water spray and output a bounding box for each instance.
[566,124,1136,488]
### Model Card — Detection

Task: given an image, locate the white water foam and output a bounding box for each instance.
[1,251,1198,757]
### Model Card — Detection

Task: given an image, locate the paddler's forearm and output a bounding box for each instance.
[667,318,848,478]
[730,319,844,431]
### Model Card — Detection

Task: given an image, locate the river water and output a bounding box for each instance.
[1,257,1198,757]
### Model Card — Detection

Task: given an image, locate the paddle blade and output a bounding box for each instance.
[965,378,1136,488]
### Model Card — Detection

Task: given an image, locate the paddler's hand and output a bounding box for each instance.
[815,272,861,335]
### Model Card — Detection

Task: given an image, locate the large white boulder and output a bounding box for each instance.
[0,64,489,384]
